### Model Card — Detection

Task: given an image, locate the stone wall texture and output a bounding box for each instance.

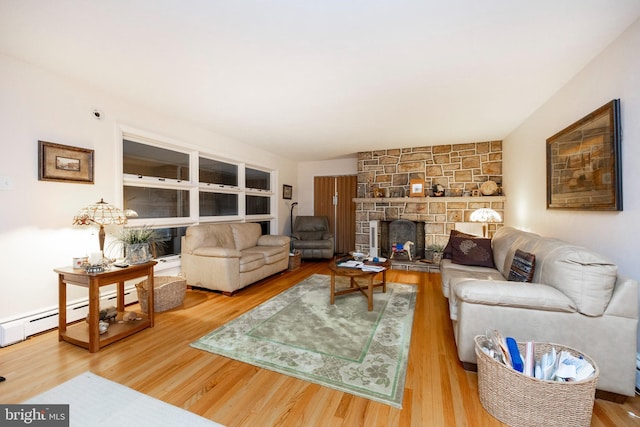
[354,141,505,255]
[357,141,503,198]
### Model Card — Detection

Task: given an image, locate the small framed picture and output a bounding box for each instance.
[38,141,94,184]
[409,179,424,197]
[283,184,293,200]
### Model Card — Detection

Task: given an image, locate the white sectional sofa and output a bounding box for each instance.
[181,223,290,295]
[440,226,638,398]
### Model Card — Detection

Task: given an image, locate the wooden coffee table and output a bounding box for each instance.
[328,259,391,311]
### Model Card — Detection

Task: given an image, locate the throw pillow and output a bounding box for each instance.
[450,235,494,267]
[443,230,477,259]
[507,249,536,282]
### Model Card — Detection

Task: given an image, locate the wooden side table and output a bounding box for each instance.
[54,261,157,353]
[328,259,390,311]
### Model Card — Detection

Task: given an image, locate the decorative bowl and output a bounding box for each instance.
[350,251,368,262]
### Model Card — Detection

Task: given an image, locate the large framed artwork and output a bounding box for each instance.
[38,141,94,184]
[546,99,622,211]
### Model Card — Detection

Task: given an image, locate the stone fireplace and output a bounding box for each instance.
[354,142,505,262]
[380,220,425,260]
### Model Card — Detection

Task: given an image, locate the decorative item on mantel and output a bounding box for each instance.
[410,180,424,197]
[373,187,386,198]
[73,198,128,268]
[432,183,445,197]
[480,180,498,196]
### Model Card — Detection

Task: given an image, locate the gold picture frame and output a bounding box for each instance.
[546,99,622,211]
[38,141,94,184]
[409,179,424,197]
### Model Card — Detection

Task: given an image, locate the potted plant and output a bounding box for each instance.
[116,226,161,264]
[426,243,445,264]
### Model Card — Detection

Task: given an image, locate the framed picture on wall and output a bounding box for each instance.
[283,184,293,200]
[38,140,94,184]
[546,99,622,211]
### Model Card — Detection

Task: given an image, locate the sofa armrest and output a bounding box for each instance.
[193,247,241,258]
[322,233,334,241]
[257,234,290,247]
[455,280,577,313]
[604,276,639,318]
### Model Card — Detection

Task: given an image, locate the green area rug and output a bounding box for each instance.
[191,273,417,408]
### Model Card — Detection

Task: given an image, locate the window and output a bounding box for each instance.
[246,195,270,215]
[124,186,190,219]
[199,192,238,216]
[121,132,276,260]
[246,167,270,190]
[124,140,189,181]
[152,226,188,258]
[199,157,237,186]
[198,157,240,218]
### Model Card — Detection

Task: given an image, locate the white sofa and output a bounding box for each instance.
[181,223,290,295]
[440,226,638,398]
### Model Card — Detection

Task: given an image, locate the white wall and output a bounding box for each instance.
[503,19,640,341]
[0,54,297,322]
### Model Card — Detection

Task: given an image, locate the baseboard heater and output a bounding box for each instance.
[0,287,139,347]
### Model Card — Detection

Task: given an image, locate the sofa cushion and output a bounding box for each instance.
[244,246,288,264]
[445,270,507,320]
[491,227,540,277]
[507,249,536,282]
[450,235,494,268]
[231,223,261,251]
[533,241,617,316]
[454,281,577,313]
[184,224,236,252]
[440,259,504,299]
[238,251,265,273]
[292,239,333,250]
[193,247,241,258]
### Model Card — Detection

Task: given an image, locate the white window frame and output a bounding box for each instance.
[117,126,277,234]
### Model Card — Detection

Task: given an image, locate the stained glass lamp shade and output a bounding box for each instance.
[73,198,128,254]
[470,208,502,237]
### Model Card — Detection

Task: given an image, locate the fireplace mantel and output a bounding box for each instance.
[354,196,506,204]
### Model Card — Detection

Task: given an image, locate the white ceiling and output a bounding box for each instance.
[1,1,640,161]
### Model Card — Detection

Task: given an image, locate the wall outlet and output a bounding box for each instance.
[0,175,13,190]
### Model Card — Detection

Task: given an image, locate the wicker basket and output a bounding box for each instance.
[136,276,187,313]
[288,252,301,271]
[474,335,599,427]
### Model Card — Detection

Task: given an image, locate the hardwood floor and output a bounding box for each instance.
[2,261,640,426]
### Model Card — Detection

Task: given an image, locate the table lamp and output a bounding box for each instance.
[470,208,502,238]
[73,198,128,258]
